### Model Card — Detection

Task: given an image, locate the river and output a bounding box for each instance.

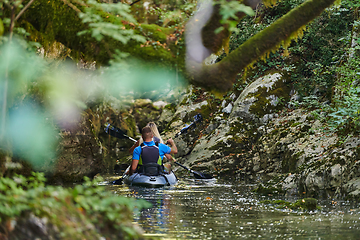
[105,176,360,239]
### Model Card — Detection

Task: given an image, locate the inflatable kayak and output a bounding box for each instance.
[123,171,178,187]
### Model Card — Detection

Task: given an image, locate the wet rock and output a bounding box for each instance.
[176,100,208,119]
[304,170,325,197]
[230,73,290,120]
[205,122,220,134]
[344,178,360,199]
[328,164,344,188]
[222,103,233,113]
[153,100,168,109]
[282,174,298,196]
[293,198,318,211]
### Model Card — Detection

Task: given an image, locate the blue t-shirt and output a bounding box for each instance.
[132,141,171,161]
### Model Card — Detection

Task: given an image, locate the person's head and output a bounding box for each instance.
[147,122,163,143]
[141,126,153,142]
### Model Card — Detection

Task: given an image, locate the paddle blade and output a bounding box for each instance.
[192,170,213,179]
[105,123,127,139]
[110,177,124,185]
[175,113,203,137]
[194,113,203,122]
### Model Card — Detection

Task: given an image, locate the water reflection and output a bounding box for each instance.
[132,187,174,234]
[106,177,360,239]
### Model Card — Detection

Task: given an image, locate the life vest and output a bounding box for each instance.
[137,142,163,176]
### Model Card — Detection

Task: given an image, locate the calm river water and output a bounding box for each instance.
[105,176,360,239]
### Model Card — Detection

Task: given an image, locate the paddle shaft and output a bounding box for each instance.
[106,114,201,142]
[124,129,211,178]
[106,114,213,179]
[174,161,191,172]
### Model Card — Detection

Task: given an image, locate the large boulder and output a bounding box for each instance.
[166,72,292,175]
[230,72,290,122]
[160,71,360,200]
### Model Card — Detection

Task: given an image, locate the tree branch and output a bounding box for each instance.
[190,0,338,91]
[15,0,35,22]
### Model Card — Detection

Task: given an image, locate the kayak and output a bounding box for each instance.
[123,171,178,187]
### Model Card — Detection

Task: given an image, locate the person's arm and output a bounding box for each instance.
[128,139,140,154]
[166,138,178,154]
[129,159,139,175]
[164,153,176,162]
[128,146,140,175]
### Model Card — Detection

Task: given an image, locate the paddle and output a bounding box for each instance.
[105,113,213,180]
[171,114,213,179]
[104,122,137,142]
[105,113,202,141]
[111,166,130,185]
[175,113,203,138]
[174,161,213,179]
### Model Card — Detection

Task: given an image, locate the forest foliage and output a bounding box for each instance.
[227,0,360,135]
[0,172,150,239]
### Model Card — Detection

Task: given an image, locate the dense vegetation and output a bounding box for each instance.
[226,0,360,136]
[0,173,150,239]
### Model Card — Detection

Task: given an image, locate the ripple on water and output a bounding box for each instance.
[103,175,360,239]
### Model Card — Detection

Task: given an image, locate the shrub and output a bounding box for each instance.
[0,172,150,239]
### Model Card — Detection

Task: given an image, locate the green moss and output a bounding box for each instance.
[0,18,3,36]
[206,0,338,85]
[253,184,284,195]
[270,128,280,136]
[199,104,213,120]
[164,114,181,132]
[293,198,319,211]
[139,24,173,41]
[23,0,184,67]
[247,78,291,118]
[179,96,189,106]
[261,200,272,204]
[279,130,288,138]
[286,119,296,126]
[209,119,260,155]
[121,112,137,138]
[271,174,287,184]
[164,103,177,112]
[249,90,271,117]
[261,198,320,211]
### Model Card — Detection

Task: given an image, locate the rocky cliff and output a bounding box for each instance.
[49,72,360,200]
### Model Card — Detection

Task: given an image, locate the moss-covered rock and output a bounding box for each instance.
[230,72,291,121]
[293,198,319,211]
[253,183,284,195]
[261,198,320,211]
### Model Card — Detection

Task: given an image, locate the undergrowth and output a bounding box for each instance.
[0,172,150,239]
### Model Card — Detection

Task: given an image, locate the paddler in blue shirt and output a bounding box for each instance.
[129,126,177,175]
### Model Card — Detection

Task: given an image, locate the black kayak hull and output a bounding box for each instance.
[123,171,177,187]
